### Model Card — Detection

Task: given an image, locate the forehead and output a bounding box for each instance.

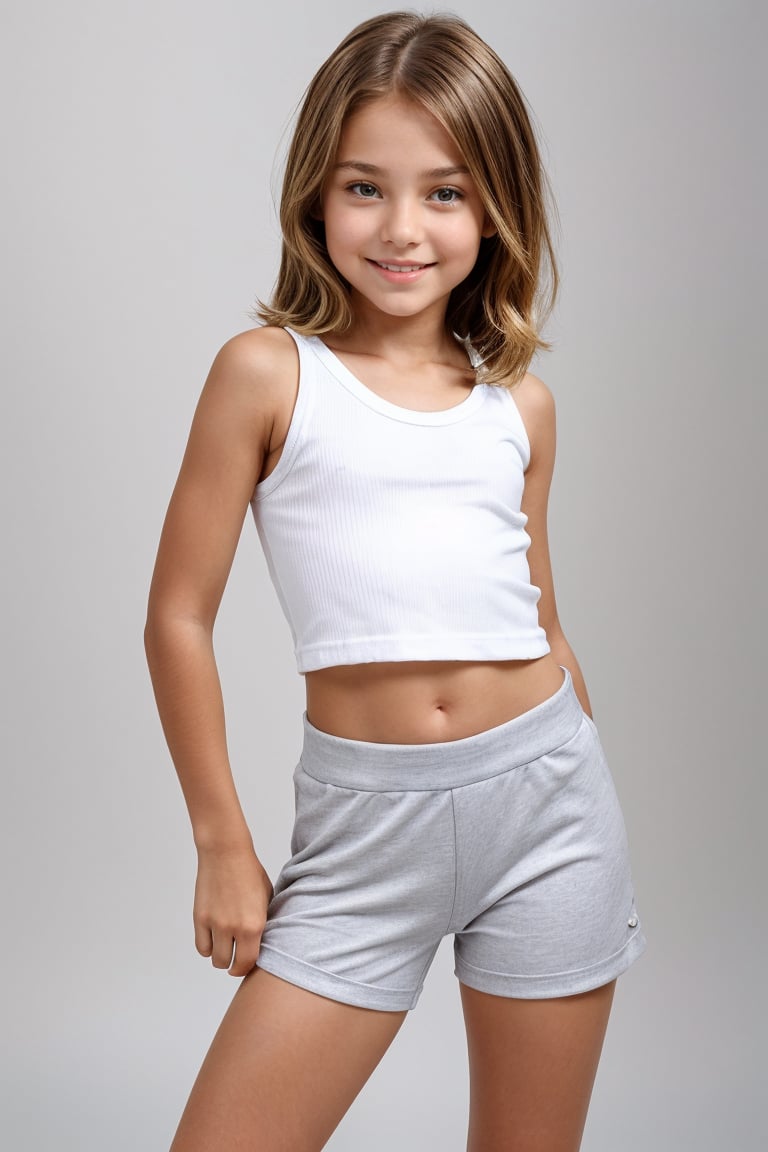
[336,95,466,169]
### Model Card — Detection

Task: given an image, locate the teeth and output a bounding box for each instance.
[377,262,424,272]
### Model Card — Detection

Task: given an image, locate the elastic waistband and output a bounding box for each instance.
[300,666,585,791]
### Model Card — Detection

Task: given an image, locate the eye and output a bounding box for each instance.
[348,182,380,199]
[430,187,464,204]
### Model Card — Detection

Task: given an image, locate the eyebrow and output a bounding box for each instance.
[334,161,470,178]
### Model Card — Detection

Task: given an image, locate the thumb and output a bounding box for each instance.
[195,921,213,958]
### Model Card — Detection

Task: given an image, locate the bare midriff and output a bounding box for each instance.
[304,654,566,744]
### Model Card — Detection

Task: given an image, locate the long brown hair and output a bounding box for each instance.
[252,11,560,387]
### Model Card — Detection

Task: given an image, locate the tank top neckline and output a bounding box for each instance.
[303,332,488,426]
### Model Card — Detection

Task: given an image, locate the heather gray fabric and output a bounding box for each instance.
[256,667,647,1010]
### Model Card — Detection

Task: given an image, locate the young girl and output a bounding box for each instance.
[144,11,646,1150]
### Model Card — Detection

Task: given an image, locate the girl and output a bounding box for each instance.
[144,11,646,1151]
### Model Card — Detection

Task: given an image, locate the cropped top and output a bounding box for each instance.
[250,327,551,674]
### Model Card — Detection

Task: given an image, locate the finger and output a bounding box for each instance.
[228,933,263,978]
[195,923,213,958]
[211,931,235,970]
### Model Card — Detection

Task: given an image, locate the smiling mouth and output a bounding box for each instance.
[369,260,432,272]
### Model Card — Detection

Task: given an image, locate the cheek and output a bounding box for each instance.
[324,203,368,247]
[443,219,485,264]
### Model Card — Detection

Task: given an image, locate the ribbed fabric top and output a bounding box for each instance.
[250,327,551,674]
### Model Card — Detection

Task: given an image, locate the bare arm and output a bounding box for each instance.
[144,325,297,975]
[514,372,593,718]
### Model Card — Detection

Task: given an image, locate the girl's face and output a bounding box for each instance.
[320,94,495,328]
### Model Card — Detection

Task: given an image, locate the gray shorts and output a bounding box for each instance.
[257,667,646,1011]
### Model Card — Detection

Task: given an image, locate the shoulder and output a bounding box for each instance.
[209,325,298,393]
[200,325,299,432]
[504,371,556,466]
[507,370,555,427]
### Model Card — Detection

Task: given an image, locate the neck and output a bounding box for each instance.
[343,296,459,364]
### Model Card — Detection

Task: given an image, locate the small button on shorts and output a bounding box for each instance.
[256,667,647,1011]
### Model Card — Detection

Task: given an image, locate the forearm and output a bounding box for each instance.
[546,629,593,718]
[144,615,253,852]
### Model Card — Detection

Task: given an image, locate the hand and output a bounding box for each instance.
[192,844,274,977]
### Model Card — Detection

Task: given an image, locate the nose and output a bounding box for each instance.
[380,196,423,248]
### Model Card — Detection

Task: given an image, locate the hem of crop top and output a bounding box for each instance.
[295,632,552,674]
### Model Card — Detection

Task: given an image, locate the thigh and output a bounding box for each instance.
[170,967,407,1152]
[459,978,616,1152]
[258,761,455,1011]
[453,714,645,999]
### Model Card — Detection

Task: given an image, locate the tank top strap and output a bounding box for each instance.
[283,325,316,366]
[252,326,316,500]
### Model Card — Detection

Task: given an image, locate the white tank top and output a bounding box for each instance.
[250,327,551,673]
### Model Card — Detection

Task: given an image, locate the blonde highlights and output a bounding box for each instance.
[252,11,560,386]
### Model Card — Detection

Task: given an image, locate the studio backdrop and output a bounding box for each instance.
[1,2,764,1149]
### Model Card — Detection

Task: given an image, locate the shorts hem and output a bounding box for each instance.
[256,943,419,1012]
[454,927,648,1000]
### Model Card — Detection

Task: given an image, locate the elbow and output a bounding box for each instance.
[142,603,210,649]
[143,615,158,661]
[143,613,164,669]
[143,605,210,668]
[143,596,166,657]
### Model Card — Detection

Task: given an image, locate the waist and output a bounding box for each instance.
[301,663,580,788]
[304,654,566,743]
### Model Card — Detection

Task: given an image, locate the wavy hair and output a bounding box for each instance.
[252,10,560,386]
